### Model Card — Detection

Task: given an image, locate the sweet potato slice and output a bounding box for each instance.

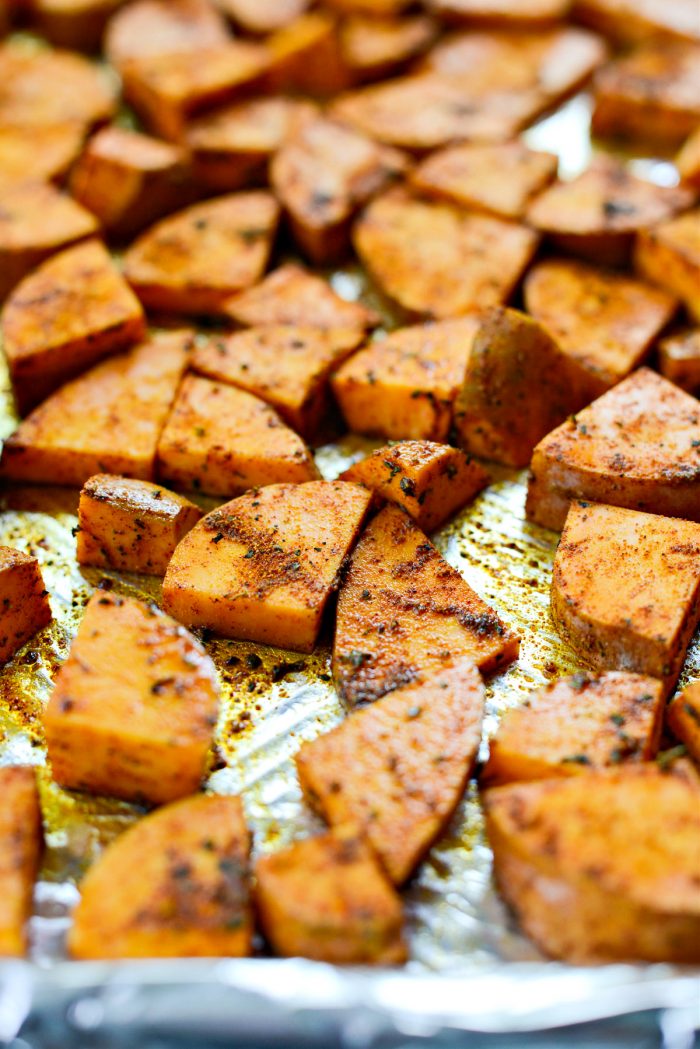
[333,504,518,703]
[572,0,700,45]
[70,127,192,240]
[484,762,700,962]
[0,331,191,487]
[216,0,308,33]
[186,97,318,192]
[454,307,592,468]
[658,328,700,391]
[551,500,700,689]
[123,192,279,316]
[156,375,319,497]
[192,326,364,440]
[297,660,484,884]
[429,0,570,27]
[0,547,52,665]
[271,118,406,264]
[162,480,372,651]
[69,795,251,960]
[44,592,220,804]
[29,0,125,50]
[77,475,202,576]
[524,259,677,397]
[105,0,231,68]
[341,440,489,532]
[340,14,437,82]
[0,768,41,958]
[0,122,86,195]
[677,127,700,189]
[527,369,700,530]
[482,671,664,787]
[2,239,145,415]
[412,141,557,220]
[635,209,700,323]
[255,828,406,964]
[223,263,379,330]
[354,188,538,319]
[527,156,694,266]
[667,682,700,764]
[266,12,348,96]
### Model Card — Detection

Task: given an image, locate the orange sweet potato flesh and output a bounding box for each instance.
[76,475,203,576]
[255,828,407,964]
[430,0,571,26]
[0,43,117,129]
[2,239,146,415]
[105,0,231,68]
[0,768,42,958]
[0,122,86,196]
[217,0,309,34]
[69,794,251,960]
[667,681,700,764]
[635,209,700,324]
[0,331,191,487]
[331,317,479,442]
[340,14,437,82]
[30,0,125,51]
[658,329,700,392]
[44,591,220,804]
[527,368,700,531]
[0,546,52,665]
[333,504,518,703]
[482,671,664,787]
[162,481,372,652]
[677,127,700,190]
[297,660,484,884]
[524,259,677,398]
[484,762,700,962]
[156,375,319,497]
[572,0,700,44]
[551,500,700,691]
[341,440,489,532]
[124,192,279,315]
[266,13,349,96]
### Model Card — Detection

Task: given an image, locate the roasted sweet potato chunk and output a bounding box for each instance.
[29,0,125,51]
[44,592,220,804]
[69,795,251,959]
[2,239,145,415]
[428,0,570,27]
[156,375,319,497]
[0,331,191,487]
[105,0,230,68]
[192,326,364,440]
[482,671,664,786]
[333,504,518,703]
[216,0,309,33]
[527,369,700,530]
[667,682,700,765]
[266,12,348,96]
[77,475,202,576]
[341,440,489,532]
[354,189,538,319]
[0,122,86,195]
[271,118,406,263]
[297,660,484,884]
[162,481,372,651]
[331,317,479,442]
[255,828,406,964]
[635,209,700,323]
[527,156,693,266]
[340,14,437,82]
[677,127,700,190]
[0,547,52,665]
[325,0,412,12]
[0,768,41,958]
[658,329,700,392]
[572,0,700,45]
[524,259,677,397]
[124,192,279,316]
[484,762,700,962]
[551,500,700,689]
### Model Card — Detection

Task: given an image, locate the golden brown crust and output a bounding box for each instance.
[0,768,42,958]
[0,547,52,666]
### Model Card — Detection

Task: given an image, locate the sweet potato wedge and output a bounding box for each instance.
[156,375,319,497]
[482,671,664,786]
[340,13,437,82]
[255,828,406,964]
[331,317,479,442]
[2,238,145,415]
[484,762,700,962]
[216,0,308,33]
[0,768,41,958]
[658,328,700,392]
[526,156,693,266]
[69,795,251,959]
[44,591,220,804]
[454,307,592,468]
[551,500,700,689]
[340,440,489,532]
[266,12,349,96]
[677,127,700,190]
[223,263,379,330]
[297,660,484,884]
[0,331,191,487]
[572,0,700,45]
[635,209,700,323]
[527,368,700,530]
[0,547,52,665]
[192,326,364,440]
[29,0,125,50]
[0,122,86,195]
[524,258,677,397]
[667,682,700,765]
[123,192,279,315]
[333,504,519,703]
[105,0,231,68]
[162,480,372,651]
[76,475,203,575]
[428,0,570,27]
[271,117,406,264]
[353,188,538,319]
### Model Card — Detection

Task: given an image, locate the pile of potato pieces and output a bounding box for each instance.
[0,0,699,971]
